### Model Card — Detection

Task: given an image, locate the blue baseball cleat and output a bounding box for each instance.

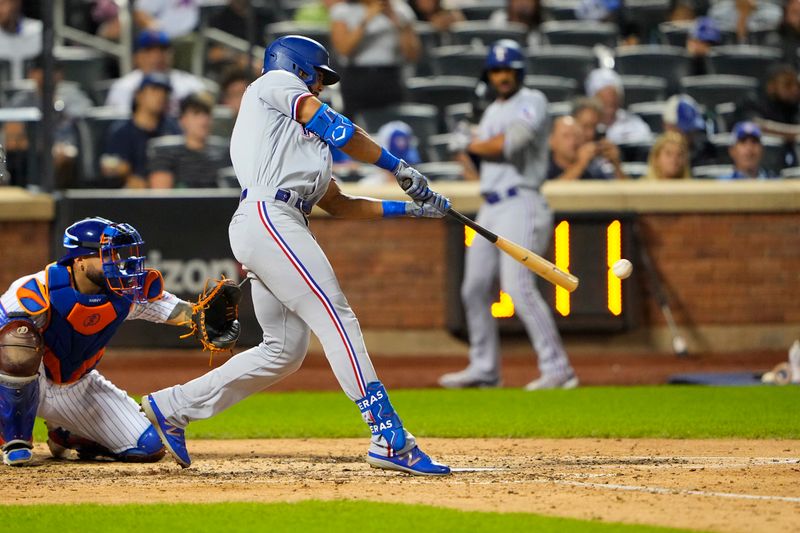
[3,446,33,466]
[366,446,450,476]
[141,394,191,468]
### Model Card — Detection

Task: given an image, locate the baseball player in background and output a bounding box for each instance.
[439,40,578,391]
[142,35,452,475]
[0,217,206,465]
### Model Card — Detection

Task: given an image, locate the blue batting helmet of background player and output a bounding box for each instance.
[59,217,148,303]
[484,39,526,80]
[263,35,340,87]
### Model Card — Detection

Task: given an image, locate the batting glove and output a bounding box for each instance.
[394,160,433,202]
[406,192,451,218]
[447,121,473,153]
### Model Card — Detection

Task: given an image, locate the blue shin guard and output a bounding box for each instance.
[356,381,406,453]
[0,376,39,465]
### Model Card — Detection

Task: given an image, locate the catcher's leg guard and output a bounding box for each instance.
[0,375,39,466]
[115,425,165,462]
[356,381,406,454]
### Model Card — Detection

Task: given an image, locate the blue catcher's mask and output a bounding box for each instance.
[58,217,148,303]
[99,223,148,303]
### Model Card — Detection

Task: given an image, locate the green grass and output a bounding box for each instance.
[33,386,800,441]
[0,501,700,533]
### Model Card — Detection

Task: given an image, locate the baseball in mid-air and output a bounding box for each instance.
[612,259,633,279]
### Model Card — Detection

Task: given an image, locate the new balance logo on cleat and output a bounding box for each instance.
[141,394,191,468]
[366,446,450,476]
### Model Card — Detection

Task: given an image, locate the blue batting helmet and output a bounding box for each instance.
[59,217,148,303]
[484,39,526,79]
[263,35,340,86]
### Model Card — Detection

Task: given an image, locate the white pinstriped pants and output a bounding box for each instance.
[37,369,151,453]
[149,198,414,455]
[460,189,573,380]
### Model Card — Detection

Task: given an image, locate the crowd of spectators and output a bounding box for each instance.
[1,0,800,190]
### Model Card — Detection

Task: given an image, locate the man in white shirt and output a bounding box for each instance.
[105,30,205,116]
[0,0,41,80]
[585,68,652,145]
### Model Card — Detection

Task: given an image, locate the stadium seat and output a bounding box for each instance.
[429,45,486,78]
[710,133,787,174]
[681,75,758,108]
[449,21,529,47]
[620,76,667,106]
[658,20,693,48]
[624,0,671,42]
[1,79,36,105]
[265,21,331,52]
[621,162,649,179]
[541,20,619,48]
[547,101,573,119]
[614,45,691,93]
[627,101,666,133]
[780,167,800,179]
[405,76,476,130]
[413,22,442,77]
[524,75,578,103]
[461,0,505,21]
[691,164,731,179]
[444,102,474,131]
[541,0,580,21]
[526,46,597,87]
[74,106,131,185]
[708,46,782,80]
[0,58,10,86]
[211,105,236,138]
[714,102,737,132]
[357,103,441,144]
[415,161,464,181]
[91,79,118,107]
[617,140,653,163]
[54,46,109,97]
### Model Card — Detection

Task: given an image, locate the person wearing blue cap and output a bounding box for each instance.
[686,16,722,76]
[662,94,717,167]
[105,29,205,116]
[720,122,776,180]
[101,72,181,188]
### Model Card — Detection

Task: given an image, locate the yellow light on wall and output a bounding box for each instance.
[554,221,571,316]
[464,226,476,247]
[607,220,622,316]
[491,291,515,318]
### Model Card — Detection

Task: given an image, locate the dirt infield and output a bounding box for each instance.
[8,438,799,533]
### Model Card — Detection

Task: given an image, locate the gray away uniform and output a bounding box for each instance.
[461,87,574,383]
[148,70,414,457]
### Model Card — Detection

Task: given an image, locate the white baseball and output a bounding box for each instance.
[612,259,633,279]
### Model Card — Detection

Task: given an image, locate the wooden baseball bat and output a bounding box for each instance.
[447,208,579,292]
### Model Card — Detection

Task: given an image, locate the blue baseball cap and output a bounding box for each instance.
[690,17,722,44]
[732,121,762,143]
[377,121,421,165]
[663,95,705,133]
[135,30,171,51]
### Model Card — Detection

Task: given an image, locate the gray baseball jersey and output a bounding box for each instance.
[460,88,574,383]
[0,271,180,453]
[149,70,416,458]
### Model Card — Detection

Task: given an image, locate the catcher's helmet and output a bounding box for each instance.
[484,39,526,80]
[263,35,340,86]
[59,217,148,303]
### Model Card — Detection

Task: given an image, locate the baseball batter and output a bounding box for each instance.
[0,216,201,465]
[439,40,578,391]
[142,35,451,475]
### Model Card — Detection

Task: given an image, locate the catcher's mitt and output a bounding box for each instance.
[180,278,242,359]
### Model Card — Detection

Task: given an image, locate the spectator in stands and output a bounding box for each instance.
[585,68,652,144]
[295,0,342,24]
[101,73,181,189]
[148,93,231,189]
[719,122,776,180]
[409,0,464,33]
[489,0,542,47]
[662,94,717,167]
[0,0,42,80]
[571,97,603,143]
[734,64,800,168]
[764,0,800,68]
[105,30,206,117]
[358,120,422,184]
[686,16,722,76]
[644,131,691,180]
[547,115,626,180]
[330,0,421,117]
[709,0,781,43]
[3,57,93,189]
[219,68,253,118]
